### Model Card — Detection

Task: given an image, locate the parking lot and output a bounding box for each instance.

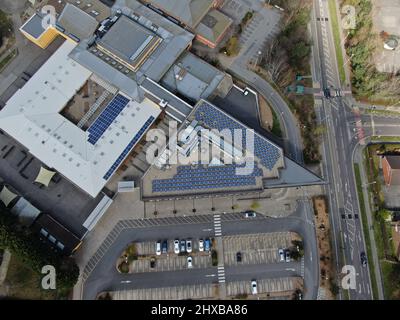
[226,277,298,298]
[372,0,400,73]
[223,233,292,266]
[130,255,212,273]
[220,0,282,64]
[126,239,214,273]
[112,283,216,300]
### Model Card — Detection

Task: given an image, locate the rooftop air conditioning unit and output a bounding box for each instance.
[159,99,168,108]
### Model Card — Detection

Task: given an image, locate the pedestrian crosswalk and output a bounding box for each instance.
[218,266,226,283]
[214,214,222,237]
[300,257,305,278]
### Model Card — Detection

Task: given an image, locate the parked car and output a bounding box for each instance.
[285,250,291,262]
[204,238,211,252]
[186,239,192,253]
[162,240,168,254]
[278,248,284,262]
[150,257,156,268]
[187,256,193,268]
[360,252,367,267]
[251,280,258,295]
[198,239,204,252]
[180,239,186,253]
[243,89,249,96]
[244,211,256,218]
[155,241,161,256]
[174,239,180,254]
[236,252,242,263]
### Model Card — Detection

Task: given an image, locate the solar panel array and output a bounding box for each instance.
[87,94,130,145]
[152,164,263,192]
[103,116,155,180]
[194,101,281,170]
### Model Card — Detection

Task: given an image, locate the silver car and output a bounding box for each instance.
[187,256,193,268]
[186,239,192,253]
[174,239,180,254]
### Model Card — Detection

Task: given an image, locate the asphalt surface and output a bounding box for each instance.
[83,201,318,300]
[309,0,388,299]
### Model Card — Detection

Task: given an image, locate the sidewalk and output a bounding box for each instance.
[0,250,11,285]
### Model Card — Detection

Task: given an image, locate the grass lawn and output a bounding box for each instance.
[0,48,17,72]
[353,163,379,299]
[271,107,283,138]
[364,109,400,117]
[381,261,400,300]
[371,136,400,143]
[328,0,345,84]
[4,255,57,300]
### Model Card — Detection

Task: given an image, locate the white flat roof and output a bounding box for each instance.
[0,40,161,197]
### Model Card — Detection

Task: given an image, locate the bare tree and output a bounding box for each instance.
[261,40,292,87]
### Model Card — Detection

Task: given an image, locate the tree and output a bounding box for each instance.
[0,206,80,296]
[376,209,392,222]
[0,10,13,45]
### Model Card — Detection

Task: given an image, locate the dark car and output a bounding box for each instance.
[236,252,242,263]
[360,252,367,267]
[323,88,331,98]
[162,240,168,254]
[180,240,186,253]
[150,257,156,268]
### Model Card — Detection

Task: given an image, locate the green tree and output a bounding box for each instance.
[0,10,13,45]
[0,206,79,296]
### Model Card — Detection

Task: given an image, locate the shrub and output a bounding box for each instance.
[119,261,129,273]
[0,207,79,295]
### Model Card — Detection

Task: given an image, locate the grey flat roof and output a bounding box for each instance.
[21,13,46,39]
[114,2,195,81]
[141,77,192,118]
[69,43,140,100]
[264,157,325,188]
[145,0,214,27]
[57,3,99,40]
[98,15,159,63]
[161,51,225,101]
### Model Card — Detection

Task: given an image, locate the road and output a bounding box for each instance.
[82,201,318,300]
[310,0,386,299]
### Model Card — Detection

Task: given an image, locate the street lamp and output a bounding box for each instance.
[362,181,376,187]
[343,53,354,68]
[256,50,262,66]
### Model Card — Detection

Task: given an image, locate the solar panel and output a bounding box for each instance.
[103,116,154,180]
[151,164,263,193]
[87,94,130,145]
[194,101,281,170]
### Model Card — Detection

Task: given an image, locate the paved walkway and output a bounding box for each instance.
[0,250,11,285]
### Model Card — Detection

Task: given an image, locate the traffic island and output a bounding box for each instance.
[312,195,338,299]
